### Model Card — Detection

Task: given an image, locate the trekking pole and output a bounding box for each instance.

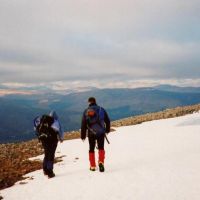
[105,134,110,144]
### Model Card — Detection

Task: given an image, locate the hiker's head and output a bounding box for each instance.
[88,97,96,104]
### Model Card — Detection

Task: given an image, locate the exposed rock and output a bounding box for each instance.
[19,181,28,185]
[112,104,200,128]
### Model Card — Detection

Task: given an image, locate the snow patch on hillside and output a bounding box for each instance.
[1,112,200,200]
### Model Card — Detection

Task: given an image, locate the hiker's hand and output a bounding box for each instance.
[106,128,110,134]
[60,139,63,143]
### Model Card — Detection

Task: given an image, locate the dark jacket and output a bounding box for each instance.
[81,103,110,140]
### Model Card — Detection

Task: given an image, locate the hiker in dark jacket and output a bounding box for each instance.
[34,111,64,178]
[81,97,110,172]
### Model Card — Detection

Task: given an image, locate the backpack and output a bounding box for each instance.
[86,106,105,137]
[35,115,55,140]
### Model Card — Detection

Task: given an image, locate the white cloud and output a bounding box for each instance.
[2,78,200,95]
[0,0,199,84]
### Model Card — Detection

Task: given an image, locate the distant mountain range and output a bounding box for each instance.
[0,84,200,143]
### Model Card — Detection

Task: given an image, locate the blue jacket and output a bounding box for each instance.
[81,103,110,140]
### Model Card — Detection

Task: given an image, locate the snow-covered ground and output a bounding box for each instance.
[1,112,200,200]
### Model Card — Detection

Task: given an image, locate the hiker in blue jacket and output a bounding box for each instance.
[81,97,110,172]
[34,111,64,178]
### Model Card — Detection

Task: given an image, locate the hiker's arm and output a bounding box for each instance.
[104,110,110,133]
[58,129,64,143]
[81,111,87,140]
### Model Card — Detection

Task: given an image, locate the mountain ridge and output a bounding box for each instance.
[1,85,200,143]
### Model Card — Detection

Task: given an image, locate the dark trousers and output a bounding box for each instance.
[88,134,105,152]
[41,140,58,173]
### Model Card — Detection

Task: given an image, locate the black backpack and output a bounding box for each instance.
[36,115,55,140]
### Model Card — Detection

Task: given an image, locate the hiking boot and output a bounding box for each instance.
[99,162,105,172]
[48,172,55,178]
[43,168,50,176]
[90,167,96,171]
[43,170,48,176]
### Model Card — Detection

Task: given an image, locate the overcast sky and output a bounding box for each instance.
[0,0,200,89]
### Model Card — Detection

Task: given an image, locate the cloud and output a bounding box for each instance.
[2,78,200,94]
[0,0,200,85]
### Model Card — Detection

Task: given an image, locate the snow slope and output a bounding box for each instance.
[1,112,200,200]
